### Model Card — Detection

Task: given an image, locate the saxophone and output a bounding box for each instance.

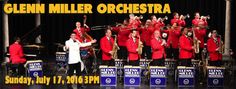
[137,37,144,55]
[111,35,120,59]
[218,35,224,54]
[192,28,200,53]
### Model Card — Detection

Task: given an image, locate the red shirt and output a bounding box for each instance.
[207,37,222,61]
[126,37,140,60]
[128,19,141,29]
[165,27,181,48]
[112,26,131,46]
[138,26,155,46]
[100,36,114,60]
[171,18,186,26]
[151,38,166,59]
[9,43,26,64]
[152,20,165,31]
[193,28,207,48]
[192,18,208,27]
[73,27,90,42]
[179,35,194,59]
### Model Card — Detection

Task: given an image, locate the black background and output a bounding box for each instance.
[1,0,236,60]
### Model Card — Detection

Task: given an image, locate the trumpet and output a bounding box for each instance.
[201,15,210,20]
[134,15,143,20]
[158,16,168,21]
[180,14,190,20]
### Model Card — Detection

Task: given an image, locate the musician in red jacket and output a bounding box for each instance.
[151,15,165,31]
[9,37,26,75]
[138,19,154,59]
[192,12,208,27]
[179,28,194,66]
[150,30,167,66]
[126,29,141,66]
[73,22,90,42]
[164,23,181,60]
[207,30,223,66]
[112,19,131,60]
[170,12,186,26]
[192,25,207,60]
[128,14,142,29]
[100,29,115,66]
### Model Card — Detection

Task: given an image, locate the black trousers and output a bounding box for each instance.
[141,44,152,59]
[67,62,81,89]
[166,47,179,60]
[11,63,25,76]
[129,60,140,66]
[150,58,165,66]
[195,48,203,60]
[102,60,115,66]
[209,60,222,67]
[118,46,128,65]
[118,46,128,59]
[179,59,192,67]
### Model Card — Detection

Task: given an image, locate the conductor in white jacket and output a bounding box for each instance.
[65,32,96,89]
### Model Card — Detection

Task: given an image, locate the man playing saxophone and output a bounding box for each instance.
[126,29,142,66]
[207,30,223,67]
[100,29,115,66]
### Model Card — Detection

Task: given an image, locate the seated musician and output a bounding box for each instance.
[9,37,26,75]
[207,30,223,67]
[150,30,167,66]
[126,29,141,66]
[100,29,115,66]
[73,21,90,42]
[179,28,194,67]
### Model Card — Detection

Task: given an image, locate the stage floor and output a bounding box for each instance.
[0,61,235,89]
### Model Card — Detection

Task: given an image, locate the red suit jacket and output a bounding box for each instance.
[179,35,194,59]
[193,28,206,48]
[9,43,26,64]
[100,36,114,60]
[192,18,208,27]
[112,26,131,47]
[73,27,90,42]
[126,37,140,61]
[207,37,222,61]
[171,18,186,26]
[151,38,166,59]
[165,27,181,48]
[152,21,165,31]
[128,19,141,29]
[138,26,155,46]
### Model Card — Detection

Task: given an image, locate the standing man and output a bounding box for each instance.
[138,19,154,59]
[179,28,194,67]
[73,22,90,42]
[126,29,141,66]
[128,14,142,29]
[100,29,115,66]
[65,33,96,89]
[9,37,26,75]
[112,19,131,62]
[207,30,223,66]
[150,30,167,66]
[165,23,181,60]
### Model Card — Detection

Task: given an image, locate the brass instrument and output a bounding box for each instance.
[201,15,210,20]
[134,15,143,20]
[218,35,224,54]
[180,14,190,20]
[111,35,120,59]
[192,28,200,53]
[138,37,144,55]
[158,16,168,21]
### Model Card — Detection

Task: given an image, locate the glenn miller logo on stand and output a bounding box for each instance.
[100,66,117,86]
[124,66,141,86]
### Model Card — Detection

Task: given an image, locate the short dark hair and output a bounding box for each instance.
[14,37,20,42]
[131,29,137,33]
[105,28,111,34]
[173,12,178,16]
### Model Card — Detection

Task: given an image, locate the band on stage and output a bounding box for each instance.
[7,12,225,87]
